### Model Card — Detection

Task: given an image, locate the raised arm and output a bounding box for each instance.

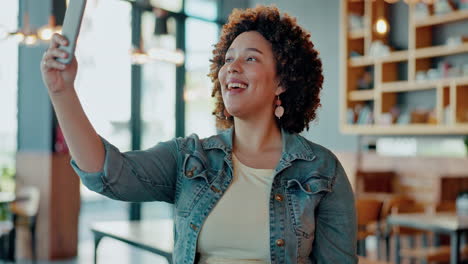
[40,33,179,203]
[40,33,104,173]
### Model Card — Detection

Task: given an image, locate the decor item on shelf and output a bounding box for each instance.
[390,106,401,123]
[427,68,441,80]
[353,104,364,124]
[438,61,451,78]
[446,36,464,47]
[357,71,373,90]
[463,64,468,76]
[410,108,431,123]
[416,71,428,81]
[414,2,431,20]
[444,105,452,124]
[397,111,411,124]
[350,50,363,58]
[434,0,456,15]
[447,66,461,78]
[436,61,463,78]
[348,13,364,32]
[428,109,438,124]
[368,40,390,58]
[378,113,393,125]
[357,106,373,125]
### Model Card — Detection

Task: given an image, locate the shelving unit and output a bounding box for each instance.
[340,0,468,135]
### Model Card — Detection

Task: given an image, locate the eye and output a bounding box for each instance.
[246,57,257,62]
[225,57,233,63]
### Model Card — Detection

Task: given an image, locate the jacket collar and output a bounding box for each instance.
[202,127,316,163]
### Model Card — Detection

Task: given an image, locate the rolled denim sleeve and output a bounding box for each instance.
[71,136,179,203]
[310,160,358,264]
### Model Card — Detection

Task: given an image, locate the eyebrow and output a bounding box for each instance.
[227,48,263,54]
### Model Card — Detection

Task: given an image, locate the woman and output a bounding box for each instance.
[40,5,357,264]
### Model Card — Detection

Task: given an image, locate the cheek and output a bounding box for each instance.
[218,66,227,86]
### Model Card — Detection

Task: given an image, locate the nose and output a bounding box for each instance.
[227,58,242,74]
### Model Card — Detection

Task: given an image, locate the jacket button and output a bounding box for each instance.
[185,167,196,177]
[190,223,199,231]
[276,238,285,247]
[274,194,284,202]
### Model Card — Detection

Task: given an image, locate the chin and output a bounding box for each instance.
[225,106,243,118]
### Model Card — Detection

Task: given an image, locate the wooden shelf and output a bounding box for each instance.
[415,42,468,59]
[380,77,468,93]
[349,90,374,101]
[349,29,366,39]
[349,50,408,67]
[414,9,468,28]
[341,0,468,135]
[341,124,468,135]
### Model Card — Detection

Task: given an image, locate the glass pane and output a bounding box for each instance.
[185,0,218,20]
[0,1,18,191]
[185,18,218,138]
[140,12,176,149]
[140,12,177,220]
[75,2,134,259]
[74,0,132,151]
[150,0,183,13]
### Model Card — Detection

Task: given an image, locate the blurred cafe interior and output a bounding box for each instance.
[0,0,468,263]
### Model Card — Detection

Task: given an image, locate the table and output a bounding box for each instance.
[387,213,468,264]
[91,219,174,264]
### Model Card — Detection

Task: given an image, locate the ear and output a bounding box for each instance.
[275,85,286,96]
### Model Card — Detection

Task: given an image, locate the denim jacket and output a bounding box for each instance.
[72,128,357,264]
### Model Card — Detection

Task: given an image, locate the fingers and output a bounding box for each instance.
[50,33,68,49]
[42,57,66,70]
[41,49,68,71]
[41,33,69,71]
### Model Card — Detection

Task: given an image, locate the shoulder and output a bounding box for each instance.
[173,131,230,153]
[298,134,339,163]
[296,134,345,181]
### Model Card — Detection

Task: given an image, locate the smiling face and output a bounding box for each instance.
[219,31,284,120]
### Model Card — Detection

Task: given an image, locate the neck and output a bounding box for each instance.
[233,115,282,154]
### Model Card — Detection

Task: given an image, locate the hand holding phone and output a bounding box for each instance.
[57,0,87,64]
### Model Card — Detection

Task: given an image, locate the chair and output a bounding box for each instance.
[9,186,40,263]
[356,198,383,256]
[366,194,415,261]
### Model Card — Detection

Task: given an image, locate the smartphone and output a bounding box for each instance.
[57,0,87,64]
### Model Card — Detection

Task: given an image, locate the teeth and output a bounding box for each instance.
[228,83,248,89]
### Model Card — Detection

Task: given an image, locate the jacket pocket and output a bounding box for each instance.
[286,176,331,239]
[175,154,210,217]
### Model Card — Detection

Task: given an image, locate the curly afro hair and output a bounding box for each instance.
[208,5,324,134]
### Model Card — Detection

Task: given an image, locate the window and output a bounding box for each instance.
[140,12,177,149]
[184,18,218,138]
[185,0,218,20]
[0,0,19,191]
[74,0,132,151]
